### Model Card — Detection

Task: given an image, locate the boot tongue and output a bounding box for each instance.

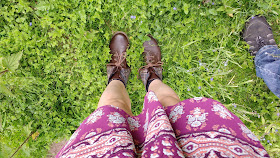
[148,67,159,81]
[110,67,121,80]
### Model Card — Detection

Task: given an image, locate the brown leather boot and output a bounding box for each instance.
[107,31,131,86]
[138,35,163,91]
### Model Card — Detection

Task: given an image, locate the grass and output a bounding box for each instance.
[0,0,280,157]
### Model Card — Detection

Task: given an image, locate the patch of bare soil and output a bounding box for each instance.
[47,139,67,158]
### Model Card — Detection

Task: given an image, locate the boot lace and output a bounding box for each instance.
[137,55,163,78]
[256,36,265,49]
[107,52,127,68]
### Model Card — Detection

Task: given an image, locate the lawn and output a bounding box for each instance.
[0,0,279,157]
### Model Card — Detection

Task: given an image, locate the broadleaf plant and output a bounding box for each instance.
[2,51,22,72]
[0,51,22,97]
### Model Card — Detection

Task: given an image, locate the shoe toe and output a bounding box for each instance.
[110,33,129,53]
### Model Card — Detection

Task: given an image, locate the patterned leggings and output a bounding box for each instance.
[56,91,269,158]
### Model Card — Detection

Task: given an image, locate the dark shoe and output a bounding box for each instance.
[107,31,131,86]
[138,35,163,90]
[243,15,277,56]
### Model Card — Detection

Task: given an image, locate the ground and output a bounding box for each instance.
[0,0,279,157]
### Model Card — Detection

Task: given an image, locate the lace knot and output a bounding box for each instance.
[137,61,163,78]
[256,36,265,49]
[107,52,127,68]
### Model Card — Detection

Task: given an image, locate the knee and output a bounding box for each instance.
[159,95,180,107]
[99,97,130,110]
[109,98,129,108]
[99,97,127,107]
[160,93,180,102]
[109,99,133,115]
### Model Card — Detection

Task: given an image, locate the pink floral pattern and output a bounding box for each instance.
[169,103,185,123]
[186,107,208,131]
[238,123,260,142]
[147,91,159,103]
[178,131,268,157]
[211,102,234,120]
[212,124,237,136]
[189,97,208,103]
[127,117,140,131]
[57,92,269,158]
[107,112,126,127]
[85,109,103,124]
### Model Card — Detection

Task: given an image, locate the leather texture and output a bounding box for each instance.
[138,35,163,87]
[107,32,131,86]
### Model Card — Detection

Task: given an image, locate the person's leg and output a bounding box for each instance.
[148,79,180,107]
[98,80,132,115]
[100,31,132,115]
[255,45,280,98]
[56,32,135,157]
[138,35,180,107]
[243,16,280,98]
[58,80,134,157]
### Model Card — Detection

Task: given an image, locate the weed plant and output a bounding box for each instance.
[0,0,279,157]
